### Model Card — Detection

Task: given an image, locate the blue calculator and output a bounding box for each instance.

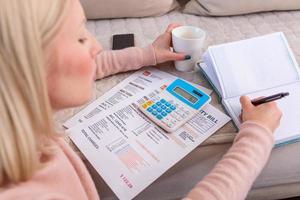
[139,78,211,132]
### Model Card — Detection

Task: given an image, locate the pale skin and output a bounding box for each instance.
[47,0,282,133]
[240,96,282,133]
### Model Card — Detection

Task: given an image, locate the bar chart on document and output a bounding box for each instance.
[106,137,150,174]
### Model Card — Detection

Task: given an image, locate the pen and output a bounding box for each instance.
[251,92,289,106]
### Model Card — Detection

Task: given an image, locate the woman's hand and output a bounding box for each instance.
[152,23,189,64]
[240,96,282,133]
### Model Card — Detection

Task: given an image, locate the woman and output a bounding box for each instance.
[0,0,282,199]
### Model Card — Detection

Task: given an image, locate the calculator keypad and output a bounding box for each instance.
[141,98,190,129]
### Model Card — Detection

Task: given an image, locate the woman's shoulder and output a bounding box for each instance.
[0,138,80,200]
[0,185,72,200]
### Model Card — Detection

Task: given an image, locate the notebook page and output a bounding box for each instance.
[201,53,222,95]
[209,32,300,99]
[223,82,300,144]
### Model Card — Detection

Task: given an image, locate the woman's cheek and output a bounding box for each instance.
[85,62,96,82]
[76,55,96,81]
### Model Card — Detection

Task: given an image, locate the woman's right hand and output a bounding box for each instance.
[240,96,282,133]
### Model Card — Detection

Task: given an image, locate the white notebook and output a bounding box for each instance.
[200,32,300,145]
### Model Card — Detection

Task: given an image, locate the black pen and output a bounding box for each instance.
[251,92,289,106]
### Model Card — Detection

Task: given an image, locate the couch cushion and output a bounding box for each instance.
[80,0,179,19]
[183,0,300,16]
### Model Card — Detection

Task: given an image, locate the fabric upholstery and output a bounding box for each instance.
[80,0,179,19]
[183,0,300,16]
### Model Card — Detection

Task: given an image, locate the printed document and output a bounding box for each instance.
[65,68,230,199]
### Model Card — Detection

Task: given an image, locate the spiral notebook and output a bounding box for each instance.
[199,32,300,146]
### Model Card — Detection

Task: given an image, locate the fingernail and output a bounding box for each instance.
[185,55,191,60]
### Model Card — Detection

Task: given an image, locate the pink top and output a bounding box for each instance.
[0,45,274,200]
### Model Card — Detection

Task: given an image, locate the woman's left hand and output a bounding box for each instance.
[152,23,188,64]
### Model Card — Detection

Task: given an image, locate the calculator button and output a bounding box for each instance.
[167,123,173,127]
[152,104,158,109]
[171,119,178,124]
[146,101,154,106]
[161,105,167,110]
[147,107,153,112]
[156,102,162,106]
[162,121,171,128]
[166,108,172,113]
[161,111,167,116]
[160,99,166,104]
[156,115,163,120]
[156,107,162,112]
[152,111,158,116]
[142,103,148,109]
[165,102,171,107]
[170,105,176,110]
[164,117,172,122]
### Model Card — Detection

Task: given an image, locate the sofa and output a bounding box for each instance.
[55,0,300,199]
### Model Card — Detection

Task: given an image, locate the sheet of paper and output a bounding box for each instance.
[64,68,230,199]
[201,55,222,95]
[67,102,229,200]
[223,82,300,145]
[208,32,300,98]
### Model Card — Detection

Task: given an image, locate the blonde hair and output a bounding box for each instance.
[0,0,70,185]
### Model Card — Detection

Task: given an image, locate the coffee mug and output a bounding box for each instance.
[172,26,206,72]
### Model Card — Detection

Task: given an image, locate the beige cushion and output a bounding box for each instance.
[183,0,300,16]
[80,0,179,19]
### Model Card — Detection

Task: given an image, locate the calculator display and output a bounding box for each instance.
[174,87,198,103]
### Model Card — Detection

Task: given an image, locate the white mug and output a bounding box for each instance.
[172,26,206,72]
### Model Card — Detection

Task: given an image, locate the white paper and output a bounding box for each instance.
[223,82,300,145]
[201,32,300,146]
[65,68,230,199]
[207,32,300,98]
[202,54,222,95]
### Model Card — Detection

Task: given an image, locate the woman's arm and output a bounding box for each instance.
[184,96,282,200]
[95,45,156,79]
[184,121,274,200]
[95,24,186,79]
